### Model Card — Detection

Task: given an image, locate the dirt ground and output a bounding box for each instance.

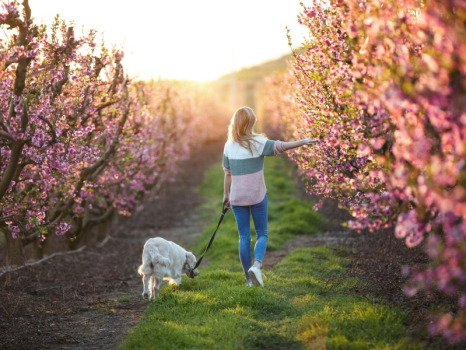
[0,142,223,350]
[344,228,465,350]
[263,167,464,349]
[266,185,465,349]
[1,146,464,349]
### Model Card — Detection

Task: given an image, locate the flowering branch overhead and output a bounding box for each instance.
[265,0,466,342]
[0,1,229,264]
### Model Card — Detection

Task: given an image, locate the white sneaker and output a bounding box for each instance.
[248,266,266,287]
[246,280,253,287]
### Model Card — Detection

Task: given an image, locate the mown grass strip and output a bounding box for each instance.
[119,157,422,350]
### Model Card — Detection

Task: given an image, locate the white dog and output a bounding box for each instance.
[138,237,199,299]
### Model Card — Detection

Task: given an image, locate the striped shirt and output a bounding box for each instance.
[223,136,286,206]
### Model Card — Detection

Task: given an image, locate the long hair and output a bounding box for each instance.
[228,107,264,154]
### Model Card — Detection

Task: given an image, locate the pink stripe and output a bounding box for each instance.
[274,140,286,155]
[230,170,267,206]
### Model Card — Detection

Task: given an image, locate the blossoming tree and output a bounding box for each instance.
[0,1,227,265]
[273,0,466,342]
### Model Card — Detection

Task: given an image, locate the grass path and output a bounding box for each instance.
[119,157,423,350]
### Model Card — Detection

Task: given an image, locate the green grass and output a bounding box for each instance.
[119,157,422,350]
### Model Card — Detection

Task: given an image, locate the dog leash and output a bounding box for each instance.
[188,202,229,274]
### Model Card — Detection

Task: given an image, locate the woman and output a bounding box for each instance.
[223,107,318,287]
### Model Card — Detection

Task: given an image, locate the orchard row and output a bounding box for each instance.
[262,0,466,343]
[0,1,227,265]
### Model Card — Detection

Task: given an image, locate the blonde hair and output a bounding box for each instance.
[228,107,265,154]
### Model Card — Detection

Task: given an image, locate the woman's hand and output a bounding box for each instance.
[302,138,320,146]
[223,194,230,209]
[223,173,232,209]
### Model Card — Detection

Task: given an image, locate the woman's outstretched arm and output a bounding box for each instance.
[282,138,319,151]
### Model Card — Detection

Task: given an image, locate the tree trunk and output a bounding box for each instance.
[31,237,44,260]
[96,211,118,241]
[4,231,24,266]
[96,219,110,241]
[68,227,90,250]
[43,231,58,256]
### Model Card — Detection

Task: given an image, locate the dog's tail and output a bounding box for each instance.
[138,247,171,276]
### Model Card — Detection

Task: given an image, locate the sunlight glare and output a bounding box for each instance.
[29,0,309,81]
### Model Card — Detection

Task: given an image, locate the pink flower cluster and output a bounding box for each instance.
[0,3,226,255]
[264,0,466,342]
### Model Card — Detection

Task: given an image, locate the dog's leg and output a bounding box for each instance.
[149,275,156,300]
[151,274,163,299]
[142,274,151,299]
[169,276,181,285]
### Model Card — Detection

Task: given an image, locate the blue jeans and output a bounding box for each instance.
[231,194,268,280]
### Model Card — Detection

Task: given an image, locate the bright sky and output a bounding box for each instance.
[28,0,309,81]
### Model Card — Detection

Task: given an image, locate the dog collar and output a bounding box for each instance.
[186,254,196,278]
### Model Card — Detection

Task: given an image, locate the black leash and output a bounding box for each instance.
[188,202,229,276]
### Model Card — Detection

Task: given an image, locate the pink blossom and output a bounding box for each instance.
[264,0,466,341]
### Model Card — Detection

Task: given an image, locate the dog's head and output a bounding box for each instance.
[183,252,199,279]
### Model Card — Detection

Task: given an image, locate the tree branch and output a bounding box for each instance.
[38,115,57,143]
[0,1,34,202]
[21,100,28,132]
[108,56,122,96]
[0,142,24,200]
[50,27,75,100]
[22,97,131,239]
[0,245,87,277]
[86,205,113,224]
[0,120,8,131]
[11,160,29,192]
[0,131,14,142]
